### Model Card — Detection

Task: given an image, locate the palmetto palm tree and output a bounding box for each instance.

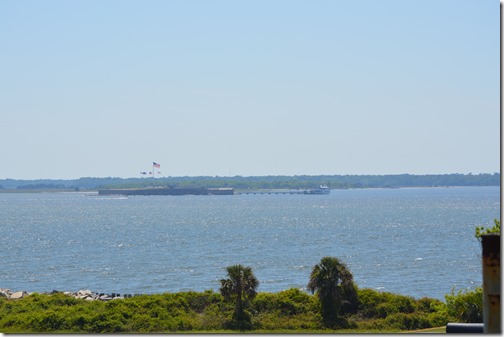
[307,256,355,327]
[219,264,259,327]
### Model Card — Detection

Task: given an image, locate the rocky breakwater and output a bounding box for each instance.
[0,288,135,301]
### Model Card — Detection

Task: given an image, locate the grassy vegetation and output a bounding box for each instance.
[0,286,476,333]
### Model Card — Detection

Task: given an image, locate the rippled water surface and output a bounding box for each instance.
[0,186,500,300]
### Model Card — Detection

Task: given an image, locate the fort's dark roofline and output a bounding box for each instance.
[98,187,234,196]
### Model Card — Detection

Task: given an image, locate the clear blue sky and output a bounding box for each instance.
[0,0,500,179]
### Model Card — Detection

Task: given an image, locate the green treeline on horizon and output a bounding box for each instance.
[0,173,500,190]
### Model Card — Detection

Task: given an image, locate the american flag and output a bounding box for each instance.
[153,162,161,168]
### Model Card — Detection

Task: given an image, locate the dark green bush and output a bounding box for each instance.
[383,312,430,330]
[376,294,415,318]
[445,287,483,323]
[89,312,127,333]
[252,288,317,316]
[426,310,450,327]
[199,303,228,330]
[252,292,277,313]
[127,313,154,332]
[357,288,418,319]
[353,318,387,331]
[70,314,89,331]
[356,288,384,318]
[183,290,221,313]
[0,288,452,333]
[415,297,444,313]
[341,282,360,314]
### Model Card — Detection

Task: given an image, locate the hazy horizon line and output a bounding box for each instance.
[1,172,500,181]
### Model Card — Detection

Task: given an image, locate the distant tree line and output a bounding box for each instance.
[0,173,499,190]
[16,183,66,190]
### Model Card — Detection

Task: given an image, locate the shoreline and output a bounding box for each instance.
[1,288,140,301]
[0,185,499,194]
[0,286,452,303]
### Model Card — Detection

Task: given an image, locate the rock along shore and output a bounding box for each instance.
[0,288,139,301]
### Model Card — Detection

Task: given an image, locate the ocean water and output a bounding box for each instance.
[0,186,500,300]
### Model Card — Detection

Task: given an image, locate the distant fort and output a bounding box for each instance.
[98,185,330,196]
[98,187,234,196]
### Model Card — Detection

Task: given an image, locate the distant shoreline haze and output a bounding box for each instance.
[0,173,499,190]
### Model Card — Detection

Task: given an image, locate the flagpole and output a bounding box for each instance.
[152,162,160,179]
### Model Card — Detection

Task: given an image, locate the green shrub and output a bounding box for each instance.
[353,318,387,331]
[445,287,483,323]
[0,288,453,333]
[89,311,127,333]
[183,290,221,313]
[255,311,322,330]
[376,294,415,318]
[70,314,89,331]
[252,288,317,316]
[426,310,450,327]
[252,292,277,313]
[128,313,155,332]
[357,289,418,319]
[415,297,444,313]
[29,310,67,332]
[383,312,430,330]
[164,293,190,314]
[199,303,228,330]
[90,318,124,333]
[356,288,384,318]
[341,282,360,314]
[416,297,450,327]
[250,289,322,330]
